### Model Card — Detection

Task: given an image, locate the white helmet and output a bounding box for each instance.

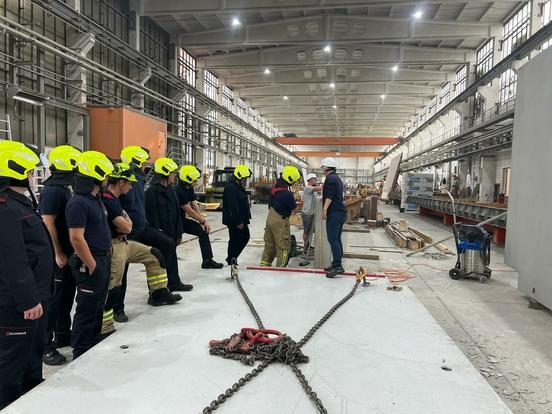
[321,157,337,169]
[306,173,318,181]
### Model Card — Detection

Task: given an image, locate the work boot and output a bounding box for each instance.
[168,281,194,292]
[148,288,182,306]
[324,264,334,272]
[201,259,224,269]
[326,265,345,278]
[114,311,129,323]
[42,349,66,366]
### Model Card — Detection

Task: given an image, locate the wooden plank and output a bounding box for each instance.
[343,252,380,260]
[342,228,371,233]
[409,227,433,243]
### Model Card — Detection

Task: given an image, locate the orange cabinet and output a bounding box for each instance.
[89,107,167,162]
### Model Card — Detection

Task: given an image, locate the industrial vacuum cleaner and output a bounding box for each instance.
[446,192,493,283]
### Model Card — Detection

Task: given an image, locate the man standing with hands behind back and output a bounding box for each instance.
[320,158,347,278]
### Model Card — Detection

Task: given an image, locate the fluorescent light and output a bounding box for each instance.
[283,95,289,100]
[264,68,271,75]
[13,95,43,106]
[232,17,241,26]
[413,10,423,19]
[323,45,331,53]
[381,94,386,99]
[391,65,399,72]
[329,82,335,88]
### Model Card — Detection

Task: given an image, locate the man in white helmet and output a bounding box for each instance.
[301,173,322,257]
[320,157,347,278]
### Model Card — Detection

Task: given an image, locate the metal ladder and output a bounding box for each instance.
[0,114,13,140]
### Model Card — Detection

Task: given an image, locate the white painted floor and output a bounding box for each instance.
[2,204,521,414]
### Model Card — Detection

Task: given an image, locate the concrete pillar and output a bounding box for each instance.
[65,10,95,149]
[314,196,331,270]
[130,67,152,109]
[479,155,496,203]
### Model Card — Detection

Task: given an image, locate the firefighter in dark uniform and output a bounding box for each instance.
[222,165,252,266]
[111,145,150,323]
[65,151,114,359]
[176,165,223,269]
[40,145,81,366]
[145,157,192,291]
[0,140,54,409]
[100,163,182,335]
[260,166,301,267]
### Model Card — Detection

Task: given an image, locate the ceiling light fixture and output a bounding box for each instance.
[329,82,335,88]
[391,65,399,72]
[332,104,337,109]
[323,45,331,53]
[264,68,271,75]
[413,10,423,19]
[283,95,289,100]
[381,94,386,99]
[232,17,241,26]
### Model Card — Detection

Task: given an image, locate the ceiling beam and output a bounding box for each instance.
[249,95,425,107]
[178,15,492,46]
[234,83,439,97]
[224,67,449,85]
[295,151,383,158]
[142,0,519,16]
[199,44,472,69]
[275,137,400,145]
[258,105,416,114]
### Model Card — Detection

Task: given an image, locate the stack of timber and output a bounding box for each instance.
[384,220,425,251]
[385,220,453,254]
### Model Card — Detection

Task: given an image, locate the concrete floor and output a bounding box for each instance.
[5,203,552,413]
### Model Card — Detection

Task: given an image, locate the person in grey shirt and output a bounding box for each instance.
[301,173,322,257]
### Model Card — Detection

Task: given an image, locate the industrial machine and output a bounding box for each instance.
[447,192,492,282]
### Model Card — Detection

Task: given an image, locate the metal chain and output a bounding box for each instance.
[232,264,265,329]
[201,266,364,414]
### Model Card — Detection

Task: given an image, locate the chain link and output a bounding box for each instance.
[201,266,363,414]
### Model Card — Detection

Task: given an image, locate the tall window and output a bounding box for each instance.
[206,149,216,169]
[499,3,531,104]
[440,82,450,106]
[455,65,467,96]
[453,110,462,134]
[476,39,494,78]
[222,86,234,110]
[179,93,196,141]
[248,107,256,125]
[543,0,552,50]
[204,70,219,101]
[178,48,197,87]
[236,98,246,119]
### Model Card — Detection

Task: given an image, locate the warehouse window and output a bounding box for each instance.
[440,82,450,106]
[476,39,494,78]
[543,0,552,50]
[453,110,462,134]
[499,3,531,104]
[179,93,196,141]
[204,71,219,101]
[455,65,467,96]
[248,107,256,125]
[236,98,246,119]
[222,86,234,110]
[178,48,197,87]
[206,149,216,169]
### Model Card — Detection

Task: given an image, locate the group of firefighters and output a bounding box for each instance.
[0,140,346,409]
